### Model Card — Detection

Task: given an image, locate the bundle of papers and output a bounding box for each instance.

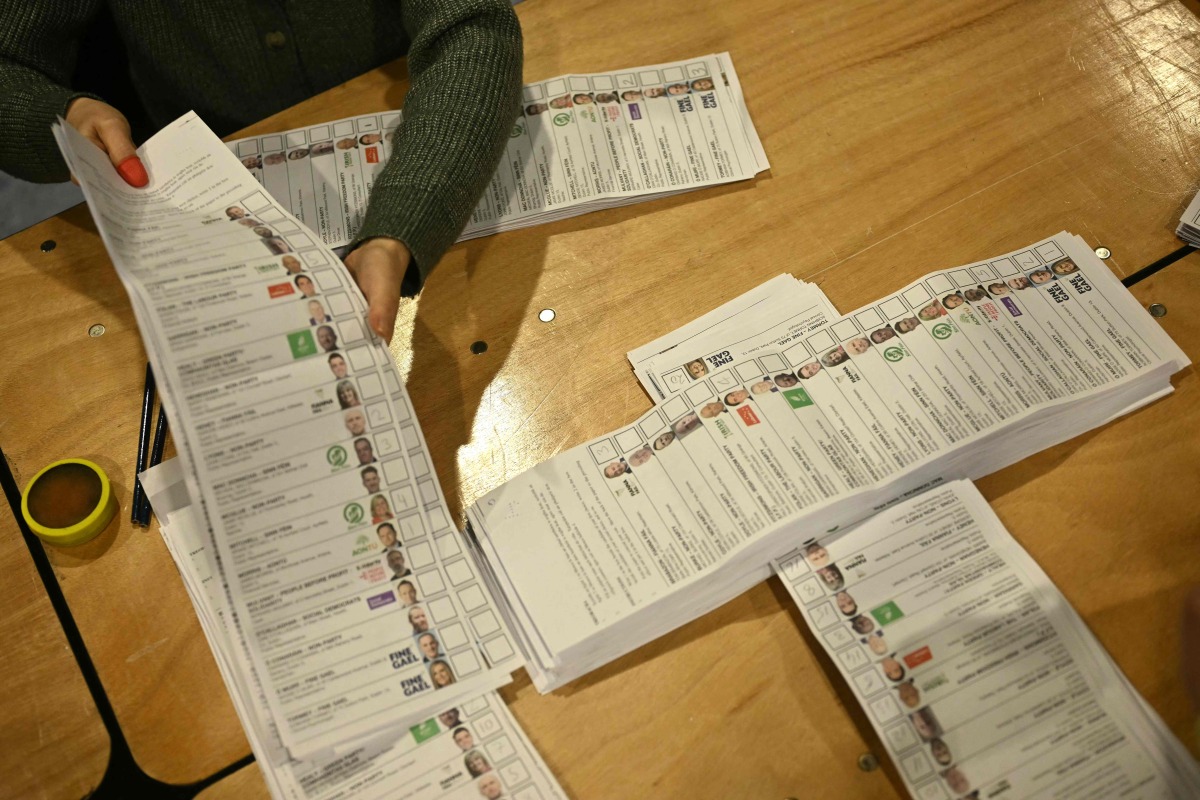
[142,459,567,800]
[465,232,1189,691]
[54,114,527,760]
[774,481,1200,799]
[1177,187,1200,246]
[226,53,769,250]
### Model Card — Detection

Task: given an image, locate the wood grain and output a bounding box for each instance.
[0,497,109,798]
[1,0,1197,793]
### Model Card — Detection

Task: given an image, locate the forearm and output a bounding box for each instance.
[0,63,100,182]
[0,1,104,182]
[354,0,523,290]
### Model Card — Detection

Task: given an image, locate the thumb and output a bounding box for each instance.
[96,121,147,187]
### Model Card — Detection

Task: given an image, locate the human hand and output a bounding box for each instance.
[343,237,412,344]
[64,97,148,187]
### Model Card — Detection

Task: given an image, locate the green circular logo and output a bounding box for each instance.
[510,123,523,138]
[326,445,348,467]
[344,503,364,524]
[553,113,572,127]
[931,323,953,340]
[883,346,904,362]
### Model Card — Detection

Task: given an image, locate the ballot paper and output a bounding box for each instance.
[626,275,840,401]
[53,112,522,756]
[227,53,769,249]
[1177,188,1200,246]
[466,232,1189,691]
[775,480,1200,800]
[142,459,567,800]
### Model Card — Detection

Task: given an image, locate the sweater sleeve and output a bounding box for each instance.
[0,2,105,183]
[351,0,523,293]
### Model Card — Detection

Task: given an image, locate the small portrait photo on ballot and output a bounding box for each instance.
[894,316,921,334]
[628,446,654,468]
[416,630,444,662]
[225,205,246,220]
[603,459,629,479]
[264,151,286,166]
[311,141,335,157]
[525,102,548,116]
[429,659,456,689]
[912,705,940,743]
[963,286,988,303]
[941,292,965,310]
[464,749,493,778]
[549,94,572,109]
[672,412,702,439]
[265,237,292,255]
[870,325,896,344]
[1051,258,1079,276]
[644,86,667,98]
[395,579,418,606]
[287,147,310,160]
[665,83,689,95]
[1028,267,1055,285]
[684,358,708,380]
[690,77,715,92]
[241,154,262,170]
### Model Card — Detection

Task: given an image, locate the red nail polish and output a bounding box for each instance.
[117,155,148,187]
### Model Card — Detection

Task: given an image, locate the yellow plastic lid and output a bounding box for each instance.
[21,458,117,547]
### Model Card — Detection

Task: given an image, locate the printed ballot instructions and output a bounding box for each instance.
[775,481,1200,799]
[142,459,566,800]
[54,113,524,757]
[467,232,1189,691]
[227,53,769,249]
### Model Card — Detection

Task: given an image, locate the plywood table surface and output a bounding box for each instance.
[1,0,1198,794]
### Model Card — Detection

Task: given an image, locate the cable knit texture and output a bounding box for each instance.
[0,0,523,287]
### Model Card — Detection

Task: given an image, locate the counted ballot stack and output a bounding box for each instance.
[226,53,769,250]
[1177,187,1200,246]
[465,232,1189,691]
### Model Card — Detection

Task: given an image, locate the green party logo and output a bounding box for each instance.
[782,387,814,409]
[510,123,524,138]
[553,113,572,126]
[410,719,440,743]
[870,600,905,627]
[343,503,364,524]
[327,445,348,467]
[883,346,905,362]
[931,323,953,340]
[287,329,317,359]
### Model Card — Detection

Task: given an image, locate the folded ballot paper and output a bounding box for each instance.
[1177,188,1200,246]
[774,480,1200,799]
[54,114,526,759]
[465,232,1190,692]
[141,459,567,800]
[226,53,768,249]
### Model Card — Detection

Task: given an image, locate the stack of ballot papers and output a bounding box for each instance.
[465,232,1190,691]
[142,459,567,800]
[774,480,1200,799]
[226,53,768,250]
[52,112,553,789]
[1177,188,1200,246]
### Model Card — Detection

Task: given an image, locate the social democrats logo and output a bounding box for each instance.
[883,347,905,362]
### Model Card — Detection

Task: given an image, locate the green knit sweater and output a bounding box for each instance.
[0,0,523,290]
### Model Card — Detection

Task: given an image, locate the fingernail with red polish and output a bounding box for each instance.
[117,155,149,187]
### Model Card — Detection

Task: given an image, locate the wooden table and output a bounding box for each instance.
[2,0,1198,797]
